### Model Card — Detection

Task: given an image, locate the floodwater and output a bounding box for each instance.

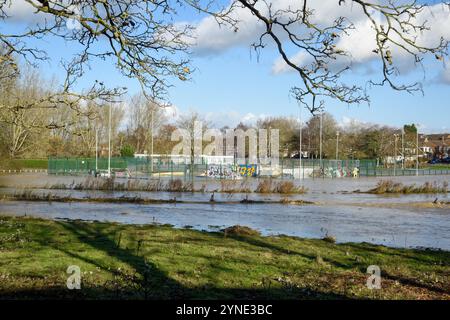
[0,173,449,250]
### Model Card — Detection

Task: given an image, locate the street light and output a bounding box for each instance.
[298,105,303,180]
[394,133,398,176]
[95,128,99,172]
[401,128,405,170]
[416,124,420,176]
[336,131,340,161]
[319,112,323,168]
[108,104,112,177]
[150,105,154,177]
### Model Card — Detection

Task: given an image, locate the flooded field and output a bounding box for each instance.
[1,173,449,250]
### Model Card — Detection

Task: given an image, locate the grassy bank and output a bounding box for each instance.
[0,215,448,300]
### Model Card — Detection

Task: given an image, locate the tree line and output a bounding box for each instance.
[0,64,421,166]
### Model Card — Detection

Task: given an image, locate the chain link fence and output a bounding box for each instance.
[48,157,450,179]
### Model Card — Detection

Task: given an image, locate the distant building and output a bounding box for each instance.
[421,134,450,159]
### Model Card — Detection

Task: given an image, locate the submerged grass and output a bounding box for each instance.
[256,179,308,194]
[367,180,449,194]
[0,215,448,300]
[48,177,191,193]
[46,177,308,195]
[4,190,315,206]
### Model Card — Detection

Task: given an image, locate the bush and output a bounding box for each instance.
[369,180,449,194]
[222,225,260,237]
[120,144,135,158]
[256,180,308,194]
[256,179,272,193]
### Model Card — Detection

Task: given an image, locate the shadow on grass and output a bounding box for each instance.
[1,220,351,300]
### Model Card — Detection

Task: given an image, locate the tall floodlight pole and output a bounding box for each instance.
[299,105,302,180]
[394,133,398,176]
[150,106,154,177]
[401,128,405,170]
[416,125,419,176]
[95,128,98,172]
[108,104,112,177]
[336,131,340,161]
[319,112,323,168]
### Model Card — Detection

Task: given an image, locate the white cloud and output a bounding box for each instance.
[437,62,450,84]
[339,116,372,131]
[3,0,45,23]
[203,110,267,128]
[193,1,450,81]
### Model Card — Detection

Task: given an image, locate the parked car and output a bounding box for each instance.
[428,158,440,164]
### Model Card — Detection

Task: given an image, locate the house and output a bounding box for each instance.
[421,134,450,159]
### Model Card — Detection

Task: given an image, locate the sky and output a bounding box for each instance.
[2,0,450,133]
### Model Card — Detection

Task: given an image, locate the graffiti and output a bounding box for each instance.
[204,164,259,179]
[310,166,359,178]
[238,165,258,177]
[206,165,240,179]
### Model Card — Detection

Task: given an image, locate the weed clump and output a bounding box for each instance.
[256,179,308,194]
[222,225,260,237]
[255,180,273,193]
[369,180,448,194]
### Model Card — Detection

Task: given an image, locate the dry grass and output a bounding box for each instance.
[222,225,260,237]
[220,180,252,193]
[255,179,273,193]
[256,179,308,194]
[49,177,194,192]
[368,180,449,194]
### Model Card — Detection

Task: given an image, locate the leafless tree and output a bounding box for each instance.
[0,0,448,121]
[197,0,449,113]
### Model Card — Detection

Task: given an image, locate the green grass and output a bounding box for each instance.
[423,165,450,170]
[0,215,449,300]
[0,159,48,170]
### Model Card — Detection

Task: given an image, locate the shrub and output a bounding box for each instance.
[167,179,184,192]
[256,179,272,193]
[369,180,449,194]
[222,225,260,237]
[120,144,135,157]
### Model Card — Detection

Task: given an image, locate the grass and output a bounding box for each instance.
[4,190,315,206]
[0,159,48,170]
[0,215,448,300]
[46,177,308,194]
[367,180,449,194]
[48,177,195,193]
[256,179,308,194]
[423,165,450,170]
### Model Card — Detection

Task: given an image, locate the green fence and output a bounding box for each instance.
[48,157,450,178]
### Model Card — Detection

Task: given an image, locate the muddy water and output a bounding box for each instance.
[0,173,449,250]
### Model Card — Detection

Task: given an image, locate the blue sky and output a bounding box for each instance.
[3,0,450,133]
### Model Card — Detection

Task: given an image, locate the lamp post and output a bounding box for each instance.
[394,133,398,176]
[319,112,323,168]
[95,128,98,172]
[416,124,419,176]
[108,104,112,177]
[150,105,154,177]
[299,105,303,180]
[336,131,340,161]
[401,128,405,170]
